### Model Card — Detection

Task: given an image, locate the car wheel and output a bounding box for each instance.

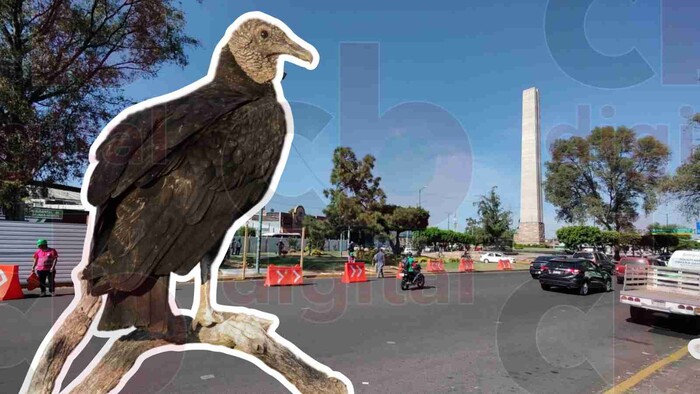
[541,283,550,291]
[605,279,613,292]
[531,275,539,279]
[484,259,489,264]
[579,281,589,296]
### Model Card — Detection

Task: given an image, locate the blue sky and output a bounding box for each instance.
[112,0,699,237]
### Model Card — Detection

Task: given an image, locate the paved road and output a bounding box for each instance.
[1,272,696,393]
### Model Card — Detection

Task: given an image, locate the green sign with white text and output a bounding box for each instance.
[651,228,693,235]
[27,207,63,220]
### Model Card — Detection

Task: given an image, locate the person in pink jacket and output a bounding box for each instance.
[31,239,58,296]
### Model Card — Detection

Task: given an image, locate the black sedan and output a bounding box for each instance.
[539,258,613,296]
[529,255,567,279]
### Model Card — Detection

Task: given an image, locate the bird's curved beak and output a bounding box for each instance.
[279,35,314,65]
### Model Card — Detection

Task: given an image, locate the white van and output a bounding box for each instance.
[667,250,700,271]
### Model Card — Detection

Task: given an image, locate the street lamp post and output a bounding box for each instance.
[418,186,426,208]
[256,207,263,274]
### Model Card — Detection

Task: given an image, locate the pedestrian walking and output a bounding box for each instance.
[31,239,58,297]
[348,241,356,262]
[277,240,285,256]
[373,248,386,278]
[234,239,241,255]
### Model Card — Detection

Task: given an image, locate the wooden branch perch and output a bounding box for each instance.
[26,282,102,394]
[67,313,348,394]
[25,281,349,394]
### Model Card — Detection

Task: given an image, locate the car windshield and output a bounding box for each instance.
[546,260,580,269]
[573,252,594,259]
[534,256,552,262]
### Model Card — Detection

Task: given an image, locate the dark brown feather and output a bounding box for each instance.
[84,48,286,333]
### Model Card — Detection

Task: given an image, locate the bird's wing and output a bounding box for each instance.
[85,96,287,293]
[87,84,254,207]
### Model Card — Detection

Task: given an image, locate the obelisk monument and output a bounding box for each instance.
[514,87,545,244]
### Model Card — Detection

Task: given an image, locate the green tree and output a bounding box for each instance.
[555,226,601,251]
[411,232,428,255]
[473,186,512,247]
[419,227,473,249]
[619,232,642,255]
[0,0,199,219]
[465,217,487,246]
[544,126,670,231]
[599,230,620,259]
[421,227,444,245]
[302,216,330,251]
[676,238,700,251]
[382,205,429,253]
[644,223,682,253]
[662,115,700,220]
[323,147,386,242]
[235,226,256,237]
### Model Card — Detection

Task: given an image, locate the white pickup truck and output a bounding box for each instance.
[620,250,700,329]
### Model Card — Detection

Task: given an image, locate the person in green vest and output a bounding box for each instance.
[403,252,416,279]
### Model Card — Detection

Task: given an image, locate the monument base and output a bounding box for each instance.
[514,222,545,245]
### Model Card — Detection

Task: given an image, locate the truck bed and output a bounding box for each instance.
[619,288,700,306]
[620,265,700,316]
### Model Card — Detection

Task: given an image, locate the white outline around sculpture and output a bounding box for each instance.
[20,11,354,394]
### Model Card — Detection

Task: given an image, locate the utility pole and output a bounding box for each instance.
[419,186,426,208]
[256,207,263,274]
[447,213,451,230]
[300,227,306,269]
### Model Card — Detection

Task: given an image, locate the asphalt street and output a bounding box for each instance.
[1,271,697,393]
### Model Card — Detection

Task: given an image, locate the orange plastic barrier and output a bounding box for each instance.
[458,258,474,272]
[264,264,304,287]
[0,265,24,300]
[341,262,367,283]
[497,259,513,271]
[426,259,446,273]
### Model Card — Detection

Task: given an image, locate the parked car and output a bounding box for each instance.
[655,252,671,266]
[480,252,515,264]
[572,251,615,275]
[403,246,417,255]
[539,258,613,295]
[530,255,568,279]
[615,256,652,284]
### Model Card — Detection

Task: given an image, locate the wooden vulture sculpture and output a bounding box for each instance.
[82,18,315,334]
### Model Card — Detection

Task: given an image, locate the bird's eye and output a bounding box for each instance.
[260,30,269,39]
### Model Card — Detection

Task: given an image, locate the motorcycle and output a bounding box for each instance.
[400,262,426,290]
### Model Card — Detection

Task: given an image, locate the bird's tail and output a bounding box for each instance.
[98,276,171,335]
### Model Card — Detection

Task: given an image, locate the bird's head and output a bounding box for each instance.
[228,18,315,84]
